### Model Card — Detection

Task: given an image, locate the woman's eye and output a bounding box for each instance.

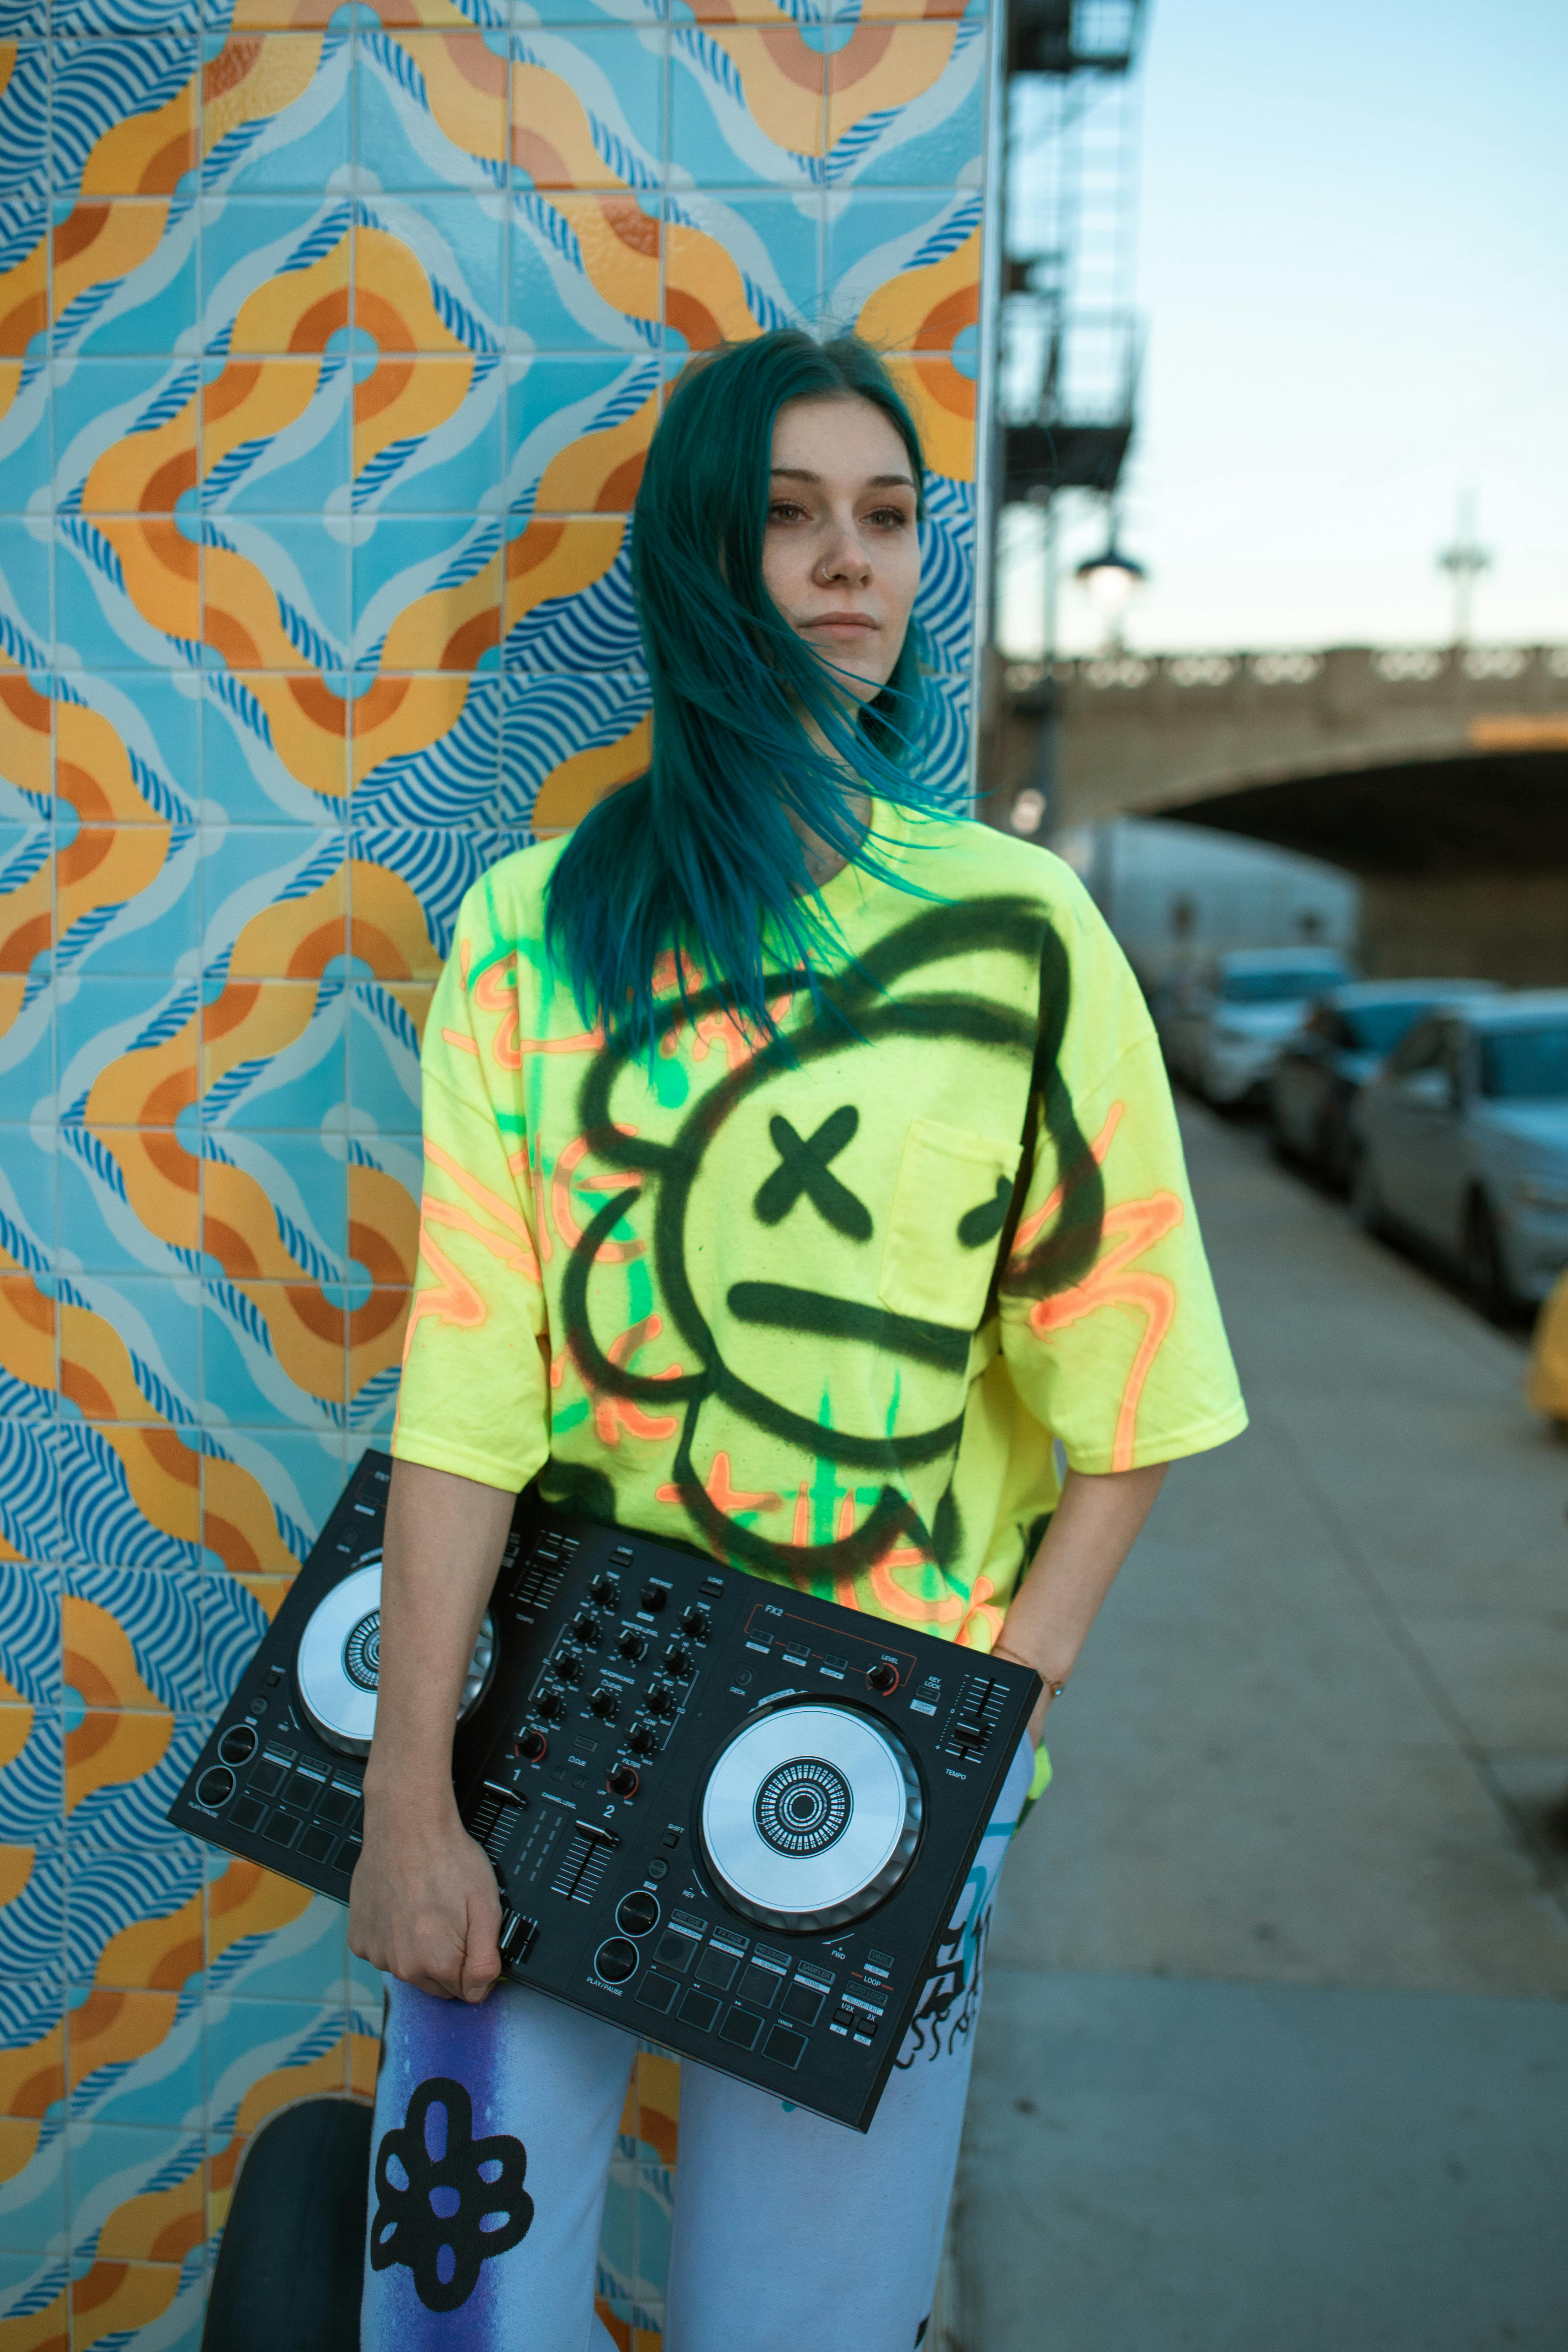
[866,506,910,529]
[767,501,806,523]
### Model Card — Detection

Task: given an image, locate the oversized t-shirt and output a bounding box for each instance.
[392,801,1246,1656]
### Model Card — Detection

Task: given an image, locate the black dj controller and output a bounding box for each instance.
[169,1451,1039,2131]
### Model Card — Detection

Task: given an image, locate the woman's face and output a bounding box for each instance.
[760,394,921,703]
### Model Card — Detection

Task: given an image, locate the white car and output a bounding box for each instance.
[1354,993,1568,1314]
[1158,948,1354,1106]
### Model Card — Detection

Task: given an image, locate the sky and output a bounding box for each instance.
[997,0,1568,658]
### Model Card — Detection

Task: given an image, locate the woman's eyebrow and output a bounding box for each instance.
[769,465,917,490]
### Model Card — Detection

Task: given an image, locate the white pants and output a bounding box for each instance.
[361,1736,1032,2352]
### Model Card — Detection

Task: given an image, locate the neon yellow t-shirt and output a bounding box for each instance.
[392,802,1246,1656]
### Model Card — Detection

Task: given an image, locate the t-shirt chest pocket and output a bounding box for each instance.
[877,1118,1024,1331]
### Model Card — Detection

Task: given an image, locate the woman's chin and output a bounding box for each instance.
[819,662,889,705]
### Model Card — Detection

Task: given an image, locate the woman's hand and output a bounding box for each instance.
[991,1638,1057,1751]
[992,1461,1170,1750]
[349,1795,502,2003]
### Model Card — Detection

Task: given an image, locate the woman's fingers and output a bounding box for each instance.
[408,1967,460,2001]
[460,1947,500,2004]
[459,1842,502,2003]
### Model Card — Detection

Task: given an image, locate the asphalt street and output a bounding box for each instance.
[942,1099,1568,2352]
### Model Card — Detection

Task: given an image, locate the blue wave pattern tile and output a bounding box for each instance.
[218,31,354,195]
[0,0,994,2337]
[0,1711,63,1851]
[64,1841,204,1987]
[0,1845,64,1989]
[0,1562,61,1707]
[0,1425,59,1560]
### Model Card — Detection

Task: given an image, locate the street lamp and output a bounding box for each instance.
[1436,488,1490,649]
[1074,529,1147,650]
[1009,786,1047,837]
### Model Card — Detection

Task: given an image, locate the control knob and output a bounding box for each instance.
[589,1572,620,1608]
[617,1628,648,1663]
[571,1609,602,1647]
[516,1727,548,1761]
[588,1684,621,1721]
[680,1604,710,1638]
[640,1580,669,1612]
[663,1640,692,1679]
[645,1681,675,1717]
[535,1686,565,1721]
[866,1661,899,1695]
[607,1761,640,1798]
[627,1718,656,1756]
[554,1647,583,1684]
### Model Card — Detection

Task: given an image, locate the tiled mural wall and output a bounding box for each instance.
[0,0,994,2340]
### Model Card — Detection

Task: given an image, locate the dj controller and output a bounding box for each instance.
[169,1451,1039,2131]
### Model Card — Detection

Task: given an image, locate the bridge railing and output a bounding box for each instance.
[1003,644,1568,698]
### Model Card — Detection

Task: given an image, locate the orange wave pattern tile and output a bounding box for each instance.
[0,1,991,2339]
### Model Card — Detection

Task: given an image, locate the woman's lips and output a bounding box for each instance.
[803,613,879,638]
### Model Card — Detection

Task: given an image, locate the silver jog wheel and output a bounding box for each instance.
[698,1701,923,1933]
[296,1556,497,1756]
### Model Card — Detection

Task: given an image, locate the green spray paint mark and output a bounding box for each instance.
[810,1391,839,1547]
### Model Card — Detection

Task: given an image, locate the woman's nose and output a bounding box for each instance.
[815,520,872,583]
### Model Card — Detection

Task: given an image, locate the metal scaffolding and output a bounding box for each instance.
[1000,0,1148,503]
[987,0,1149,827]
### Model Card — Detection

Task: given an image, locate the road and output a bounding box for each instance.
[944,1099,1568,2352]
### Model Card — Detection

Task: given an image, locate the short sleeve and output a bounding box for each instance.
[390,887,551,1494]
[998,882,1247,1474]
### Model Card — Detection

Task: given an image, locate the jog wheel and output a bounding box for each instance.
[296,1555,497,1756]
[697,1700,922,1933]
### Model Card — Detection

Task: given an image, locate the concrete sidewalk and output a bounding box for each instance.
[947,1103,1568,2351]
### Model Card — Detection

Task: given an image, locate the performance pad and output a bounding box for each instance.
[170,1451,1039,2131]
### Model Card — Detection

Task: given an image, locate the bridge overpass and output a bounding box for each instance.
[992,643,1568,983]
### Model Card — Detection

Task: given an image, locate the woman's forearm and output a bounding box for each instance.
[994,1460,1167,1739]
[350,1460,518,1999]
[362,1459,518,1825]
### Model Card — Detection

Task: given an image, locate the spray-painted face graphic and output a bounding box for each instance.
[555,901,1104,1585]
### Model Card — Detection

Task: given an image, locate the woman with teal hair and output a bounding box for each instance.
[353,328,1245,2349]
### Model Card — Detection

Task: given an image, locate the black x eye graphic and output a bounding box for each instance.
[753,1105,872,1241]
[957,1177,1013,1249]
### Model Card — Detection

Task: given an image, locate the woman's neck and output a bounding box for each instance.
[783,702,871,886]
[787,788,870,888]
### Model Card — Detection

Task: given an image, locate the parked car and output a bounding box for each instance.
[1269,979,1500,1189]
[1157,948,1354,1105]
[1353,993,1568,1314]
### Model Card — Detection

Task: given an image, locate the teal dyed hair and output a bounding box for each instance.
[543,329,944,1058]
